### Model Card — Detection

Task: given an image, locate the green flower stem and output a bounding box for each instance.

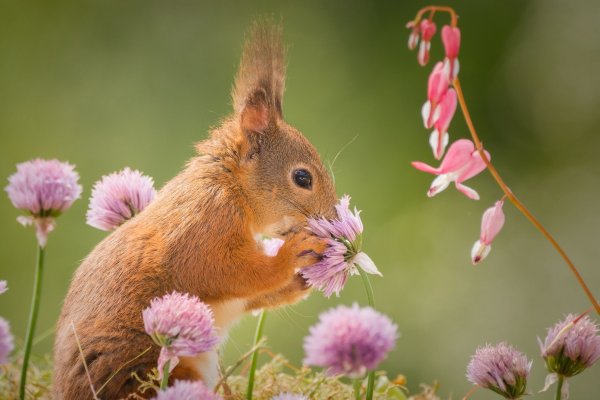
[556,375,564,400]
[353,378,362,400]
[160,359,171,390]
[246,309,267,400]
[357,267,376,400]
[19,245,45,400]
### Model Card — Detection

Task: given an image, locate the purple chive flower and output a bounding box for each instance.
[143,292,219,377]
[303,303,398,378]
[302,195,380,297]
[271,393,307,400]
[466,342,531,399]
[0,281,7,295]
[5,159,82,247]
[151,380,222,400]
[538,313,600,397]
[86,167,157,231]
[0,317,14,364]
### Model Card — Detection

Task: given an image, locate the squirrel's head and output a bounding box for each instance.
[197,20,337,237]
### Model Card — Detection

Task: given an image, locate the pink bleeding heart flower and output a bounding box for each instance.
[442,25,461,81]
[406,21,420,50]
[471,200,505,264]
[422,62,450,129]
[429,88,457,159]
[412,139,489,200]
[417,19,437,66]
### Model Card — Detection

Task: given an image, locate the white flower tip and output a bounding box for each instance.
[421,101,431,128]
[471,240,491,265]
[429,130,449,160]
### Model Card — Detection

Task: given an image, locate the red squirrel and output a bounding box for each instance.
[53,20,338,399]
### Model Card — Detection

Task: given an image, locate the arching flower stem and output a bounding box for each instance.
[409,5,600,315]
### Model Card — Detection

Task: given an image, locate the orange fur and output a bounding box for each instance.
[53,19,337,399]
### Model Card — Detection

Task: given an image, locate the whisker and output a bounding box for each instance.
[327,134,359,184]
[276,194,312,219]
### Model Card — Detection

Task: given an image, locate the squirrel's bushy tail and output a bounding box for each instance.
[232,18,286,117]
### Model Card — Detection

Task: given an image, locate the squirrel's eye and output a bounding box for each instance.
[293,169,312,190]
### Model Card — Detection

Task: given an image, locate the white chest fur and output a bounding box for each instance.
[181,298,247,388]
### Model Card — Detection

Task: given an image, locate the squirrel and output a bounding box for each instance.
[53,20,338,399]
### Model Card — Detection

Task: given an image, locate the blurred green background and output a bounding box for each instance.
[1,0,600,398]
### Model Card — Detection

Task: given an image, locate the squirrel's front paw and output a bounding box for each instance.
[280,230,328,271]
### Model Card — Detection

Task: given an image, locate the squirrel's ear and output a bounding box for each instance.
[232,19,286,135]
[239,88,272,134]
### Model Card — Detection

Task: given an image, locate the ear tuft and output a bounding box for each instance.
[232,18,286,133]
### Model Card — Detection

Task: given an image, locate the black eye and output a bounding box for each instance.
[293,169,312,189]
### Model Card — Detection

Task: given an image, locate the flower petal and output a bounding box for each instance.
[411,161,441,175]
[540,373,559,392]
[421,100,432,128]
[455,149,489,183]
[439,139,476,173]
[429,129,449,160]
[455,182,480,200]
[157,347,179,379]
[354,252,382,276]
[480,201,505,244]
[562,379,570,400]
[470,240,491,264]
[428,174,453,197]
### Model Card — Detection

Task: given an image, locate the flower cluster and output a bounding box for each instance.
[87,167,157,231]
[539,314,600,398]
[466,342,531,399]
[5,159,82,247]
[407,12,505,264]
[303,303,398,378]
[302,195,380,297]
[143,292,219,377]
[151,380,222,400]
[0,281,13,364]
[408,17,461,159]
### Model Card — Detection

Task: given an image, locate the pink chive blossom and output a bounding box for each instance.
[442,25,461,81]
[143,292,219,378]
[411,139,489,200]
[151,380,222,400]
[303,304,398,378]
[5,159,82,247]
[406,21,419,50]
[302,195,380,298]
[0,317,14,364]
[262,237,285,257]
[429,88,457,160]
[421,62,450,130]
[271,393,307,400]
[86,167,157,231]
[539,314,600,398]
[0,281,7,295]
[471,200,505,264]
[466,342,531,399]
[417,19,437,66]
